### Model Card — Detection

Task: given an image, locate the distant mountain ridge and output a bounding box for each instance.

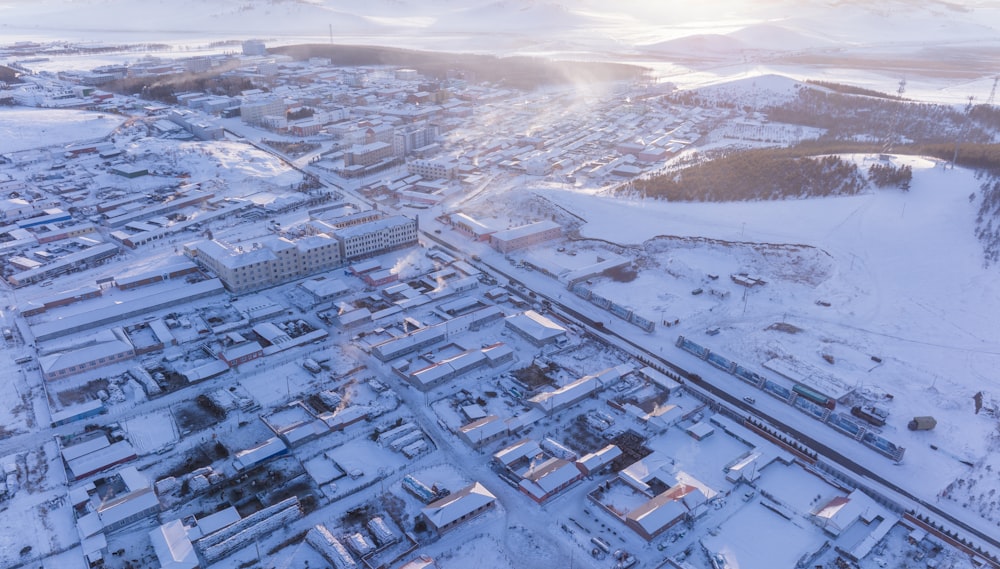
[2,0,997,52]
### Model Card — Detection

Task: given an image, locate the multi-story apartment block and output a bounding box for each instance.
[187,234,341,293]
[240,97,285,126]
[345,141,394,167]
[186,215,416,292]
[395,124,440,155]
[333,215,418,261]
[242,39,267,56]
[408,158,457,180]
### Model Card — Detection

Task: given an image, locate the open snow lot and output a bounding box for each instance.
[0,363,32,436]
[122,409,178,454]
[757,461,837,514]
[647,421,753,491]
[529,156,1000,498]
[40,547,88,569]
[0,108,124,153]
[703,500,829,569]
[436,534,513,569]
[0,491,76,568]
[323,438,410,494]
[237,360,320,407]
[122,138,304,189]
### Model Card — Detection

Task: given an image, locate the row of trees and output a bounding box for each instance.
[270,44,649,89]
[805,80,905,101]
[975,174,1000,266]
[868,162,912,190]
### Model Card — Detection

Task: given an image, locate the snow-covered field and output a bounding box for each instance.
[0,108,125,153]
[478,154,1000,504]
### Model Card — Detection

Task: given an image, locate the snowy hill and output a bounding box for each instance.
[640,34,747,58]
[3,0,998,53]
[689,74,811,107]
[0,0,382,37]
[726,22,836,51]
[428,1,595,32]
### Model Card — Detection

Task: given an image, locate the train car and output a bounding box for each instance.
[851,405,888,427]
[792,384,836,410]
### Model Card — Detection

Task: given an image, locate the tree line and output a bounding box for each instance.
[764,88,990,145]
[867,162,912,190]
[630,150,866,202]
[270,44,649,90]
[975,174,1000,266]
[805,80,907,101]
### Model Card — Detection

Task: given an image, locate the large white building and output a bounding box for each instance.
[335,215,418,261]
[408,158,457,180]
[240,97,285,126]
[39,327,136,381]
[421,482,496,533]
[186,215,417,292]
[187,234,341,293]
[242,39,266,56]
[344,141,394,167]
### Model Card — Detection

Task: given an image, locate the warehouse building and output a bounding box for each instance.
[421,482,496,533]
[489,220,561,253]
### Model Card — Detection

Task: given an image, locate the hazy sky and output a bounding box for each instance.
[1,0,998,55]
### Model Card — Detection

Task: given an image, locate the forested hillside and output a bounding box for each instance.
[631,151,866,201]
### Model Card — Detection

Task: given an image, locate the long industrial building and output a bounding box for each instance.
[8,242,119,287]
[186,214,418,292]
[30,278,225,342]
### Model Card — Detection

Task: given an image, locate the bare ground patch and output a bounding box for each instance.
[766,322,804,334]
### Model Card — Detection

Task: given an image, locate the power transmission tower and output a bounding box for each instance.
[951,95,975,169]
[987,75,998,107]
[881,78,907,155]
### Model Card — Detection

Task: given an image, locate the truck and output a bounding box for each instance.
[302,358,322,374]
[908,416,937,431]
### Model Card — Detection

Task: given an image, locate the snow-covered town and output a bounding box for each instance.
[2,3,1000,569]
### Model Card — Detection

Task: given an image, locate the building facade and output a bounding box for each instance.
[489,220,562,253]
[334,215,418,261]
[187,215,417,292]
[408,158,456,180]
[242,39,267,56]
[421,482,496,533]
[345,141,394,167]
[240,97,285,126]
[187,234,341,293]
[40,328,136,381]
